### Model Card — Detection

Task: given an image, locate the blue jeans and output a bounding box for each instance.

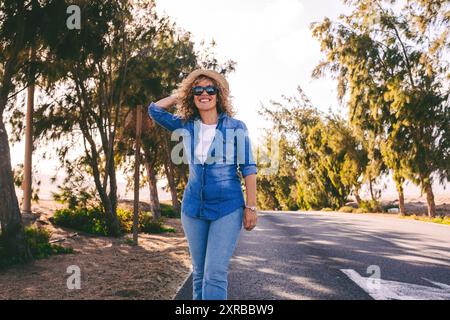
[181,206,243,300]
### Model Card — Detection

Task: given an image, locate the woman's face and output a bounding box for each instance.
[192,78,218,113]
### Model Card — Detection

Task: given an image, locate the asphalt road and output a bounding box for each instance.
[175,211,450,300]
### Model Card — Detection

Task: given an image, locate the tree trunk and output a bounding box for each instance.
[90,155,121,236]
[144,156,161,220]
[107,167,121,237]
[369,178,376,202]
[354,190,362,207]
[0,118,32,261]
[22,46,36,215]
[162,138,180,214]
[398,188,405,216]
[0,12,30,260]
[107,136,121,236]
[80,123,121,237]
[423,180,436,218]
[393,171,405,215]
[86,148,121,237]
[93,175,121,237]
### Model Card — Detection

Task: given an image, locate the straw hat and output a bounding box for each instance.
[181,69,230,92]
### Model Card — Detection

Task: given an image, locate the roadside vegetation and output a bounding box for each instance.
[0,227,73,270]
[257,0,449,220]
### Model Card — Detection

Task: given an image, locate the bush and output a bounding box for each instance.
[338,206,354,213]
[0,227,73,269]
[359,200,382,213]
[432,216,450,225]
[160,203,180,219]
[53,207,109,236]
[353,208,367,214]
[321,207,334,212]
[140,217,176,234]
[115,208,177,234]
[25,227,73,259]
[53,206,176,235]
[402,214,450,226]
[116,207,134,233]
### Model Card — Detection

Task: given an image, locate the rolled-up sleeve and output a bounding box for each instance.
[148,102,183,132]
[236,121,257,177]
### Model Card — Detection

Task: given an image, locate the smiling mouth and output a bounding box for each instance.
[199,98,211,103]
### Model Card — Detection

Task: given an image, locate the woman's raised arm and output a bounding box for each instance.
[148,94,183,132]
[154,95,178,109]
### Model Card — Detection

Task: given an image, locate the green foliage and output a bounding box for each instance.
[353,208,367,214]
[0,227,73,269]
[140,217,176,234]
[53,207,110,236]
[24,227,73,259]
[116,208,134,234]
[338,206,354,213]
[117,208,175,234]
[12,164,41,202]
[160,203,180,219]
[52,173,98,211]
[311,0,450,216]
[431,216,450,226]
[359,200,382,213]
[257,133,299,211]
[53,206,176,236]
[321,208,334,212]
[258,88,367,211]
[401,214,450,226]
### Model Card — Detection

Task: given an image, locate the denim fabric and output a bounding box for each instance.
[181,206,243,300]
[148,102,257,221]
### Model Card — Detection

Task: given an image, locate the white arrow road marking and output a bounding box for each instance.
[341,269,450,300]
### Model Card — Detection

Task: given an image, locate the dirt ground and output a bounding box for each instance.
[0,200,192,300]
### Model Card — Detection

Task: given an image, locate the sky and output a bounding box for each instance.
[9,0,448,201]
[154,0,350,142]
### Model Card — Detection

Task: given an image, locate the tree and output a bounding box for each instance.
[256,133,298,211]
[259,87,368,210]
[118,17,198,218]
[312,0,450,216]
[32,1,131,236]
[0,0,51,261]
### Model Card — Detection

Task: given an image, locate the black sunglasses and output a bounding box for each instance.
[192,85,218,96]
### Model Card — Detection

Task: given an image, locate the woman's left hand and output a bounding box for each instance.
[243,208,257,231]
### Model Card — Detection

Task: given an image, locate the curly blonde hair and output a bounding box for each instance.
[173,72,235,120]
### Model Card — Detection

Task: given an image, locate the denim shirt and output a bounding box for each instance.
[148,102,257,220]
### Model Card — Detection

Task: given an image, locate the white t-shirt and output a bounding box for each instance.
[195,122,217,164]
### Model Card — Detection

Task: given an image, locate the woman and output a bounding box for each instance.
[148,69,257,300]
